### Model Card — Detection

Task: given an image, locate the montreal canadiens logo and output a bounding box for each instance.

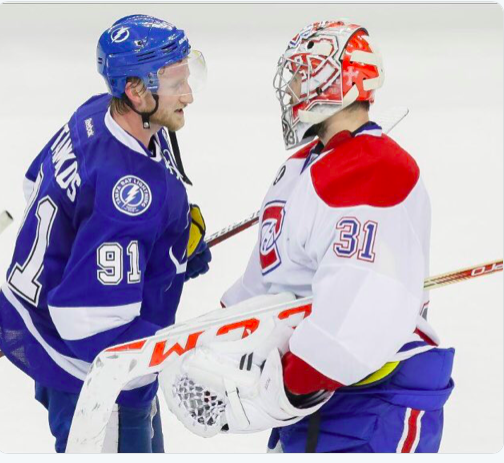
[259,201,286,275]
[113,176,152,216]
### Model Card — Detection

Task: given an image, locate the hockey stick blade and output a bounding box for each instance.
[67,257,501,453]
[0,211,13,235]
[205,107,409,248]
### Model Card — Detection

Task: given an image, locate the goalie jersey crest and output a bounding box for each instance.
[259,201,286,275]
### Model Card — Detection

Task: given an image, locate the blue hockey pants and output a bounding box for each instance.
[269,347,455,453]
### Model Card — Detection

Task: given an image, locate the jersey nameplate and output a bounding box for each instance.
[50,124,82,202]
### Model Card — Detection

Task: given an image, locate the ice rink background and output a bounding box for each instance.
[0,2,502,454]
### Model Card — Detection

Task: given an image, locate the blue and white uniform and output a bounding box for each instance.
[0,93,190,407]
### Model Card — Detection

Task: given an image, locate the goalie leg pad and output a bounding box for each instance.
[35,383,163,453]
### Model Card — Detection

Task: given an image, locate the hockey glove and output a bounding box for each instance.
[185,204,212,281]
[159,317,333,437]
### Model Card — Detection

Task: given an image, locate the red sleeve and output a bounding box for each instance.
[282,351,343,394]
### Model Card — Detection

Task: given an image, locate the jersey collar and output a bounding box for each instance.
[323,121,383,152]
[352,121,382,138]
[302,121,383,172]
[104,108,162,160]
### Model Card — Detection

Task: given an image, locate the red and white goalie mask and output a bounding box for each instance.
[273,20,384,150]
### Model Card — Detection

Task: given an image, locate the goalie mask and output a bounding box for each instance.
[273,20,384,150]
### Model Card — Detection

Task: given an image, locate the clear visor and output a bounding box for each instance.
[155,50,207,97]
[273,56,311,110]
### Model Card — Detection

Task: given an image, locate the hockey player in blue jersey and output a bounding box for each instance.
[0,15,211,452]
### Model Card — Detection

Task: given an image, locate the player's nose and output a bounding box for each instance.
[180,90,194,105]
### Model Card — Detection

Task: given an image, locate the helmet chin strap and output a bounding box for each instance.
[124,93,160,129]
[168,130,193,186]
[123,93,193,186]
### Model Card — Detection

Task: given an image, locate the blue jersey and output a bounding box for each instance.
[0,94,190,405]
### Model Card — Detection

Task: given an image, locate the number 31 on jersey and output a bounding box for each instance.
[333,217,378,263]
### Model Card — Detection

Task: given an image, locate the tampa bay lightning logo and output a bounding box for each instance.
[111,26,130,43]
[112,176,152,216]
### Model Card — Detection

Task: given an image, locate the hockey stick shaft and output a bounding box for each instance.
[0,211,13,235]
[205,107,409,248]
[0,212,13,358]
[206,211,259,248]
[2,261,499,361]
[0,211,13,358]
[424,259,502,290]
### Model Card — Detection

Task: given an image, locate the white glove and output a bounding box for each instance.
[159,318,333,437]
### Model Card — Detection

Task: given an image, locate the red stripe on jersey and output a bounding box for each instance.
[311,133,420,208]
[401,409,422,453]
[288,139,319,160]
[282,351,343,394]
[414,328,438,346]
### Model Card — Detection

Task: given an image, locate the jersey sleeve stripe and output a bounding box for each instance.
[48,301,142,341]
[23,177,35,203]
[1,284,90,379]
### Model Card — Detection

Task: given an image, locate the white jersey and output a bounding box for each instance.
[222,123,439,386]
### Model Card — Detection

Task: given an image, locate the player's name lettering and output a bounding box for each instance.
[50,124,81,202]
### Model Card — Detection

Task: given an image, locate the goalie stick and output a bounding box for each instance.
[66,258,502,453]
[205,107,409,248]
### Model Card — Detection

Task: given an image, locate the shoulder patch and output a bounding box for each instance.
[112,175,152,216]
[311,135,420,208]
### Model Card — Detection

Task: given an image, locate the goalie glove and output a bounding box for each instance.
[159,318,333,437]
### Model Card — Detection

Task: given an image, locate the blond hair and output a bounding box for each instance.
[109,77,148,115]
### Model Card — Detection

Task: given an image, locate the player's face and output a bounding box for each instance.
[151,62,194,131]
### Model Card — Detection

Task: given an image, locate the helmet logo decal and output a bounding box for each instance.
[345,66,359,86]
[111,26,130,43]
[113,176,152,216]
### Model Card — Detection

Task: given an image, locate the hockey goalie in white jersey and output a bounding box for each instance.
[163,20,455,453]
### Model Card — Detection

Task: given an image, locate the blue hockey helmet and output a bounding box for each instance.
[97,15,191,98]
